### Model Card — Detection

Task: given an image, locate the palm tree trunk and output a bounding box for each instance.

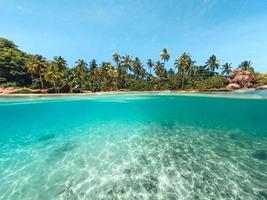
[39,71,44,89]
[182,71,185,89]
[53,82,57,93]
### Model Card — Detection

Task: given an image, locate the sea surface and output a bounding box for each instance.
[0,91,267,200]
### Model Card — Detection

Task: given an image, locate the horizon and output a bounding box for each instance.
[1,0,267,72]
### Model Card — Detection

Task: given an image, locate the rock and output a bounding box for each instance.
[0,87,20,94]
[226,83,241,90]
[229,69,255,88]
[256,85,267,90]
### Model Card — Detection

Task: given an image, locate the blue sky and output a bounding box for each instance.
[1,0,267,72]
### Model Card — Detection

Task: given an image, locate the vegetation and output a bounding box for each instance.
[0,37,264,93]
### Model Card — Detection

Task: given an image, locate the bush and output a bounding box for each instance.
[255,74,267,86]
[195,76,227,90]
[127,78,149,91]
[167,75,182,90]
[19,88,32,94]
[0,82,18,88]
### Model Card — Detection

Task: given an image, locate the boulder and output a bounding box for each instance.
[226,83,241,90]
[229,69,255,88]
[0,87,20,94]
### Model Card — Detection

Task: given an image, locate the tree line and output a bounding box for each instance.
[0,37,257,92]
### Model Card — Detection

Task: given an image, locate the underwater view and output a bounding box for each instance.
[0,92,267,200]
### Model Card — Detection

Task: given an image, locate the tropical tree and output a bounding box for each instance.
[205,55,220,76]
[133,57,143,79]
[112,53,121,67]
[160,48,170,66]
[146,59,154,76]
[100,62,113,90]
[44,63,62,92]
[174,52,193,89]
[89,59,97,71]
[75,59,88,87]
[26,56,37,80]
[109,69,118,90]
[154,61,165,86]
[66,68,79,93]
[0,41,31,86]
[221,63,233,76]
[238,61,254,72]
[26,55,46,89]
[0,38,17,49]
[121,54,132,73]
[53,56,67,71]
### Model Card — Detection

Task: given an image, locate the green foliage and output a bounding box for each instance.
[0,37,263,93]
[127,78,151,91]
[0,38,17,49]
[195,76,227,90]
[19,88,32,94]
[0,42,31,86]
[255,74,267,86]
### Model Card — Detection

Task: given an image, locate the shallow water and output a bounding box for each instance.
[0,92,267,200]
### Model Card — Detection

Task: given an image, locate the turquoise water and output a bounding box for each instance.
[0,92,267,200]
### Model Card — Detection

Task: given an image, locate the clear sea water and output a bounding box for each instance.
[0,91,267,200]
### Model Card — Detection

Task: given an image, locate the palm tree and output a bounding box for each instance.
[26,55,46,89]
[238,61,254,72]
[100,62,113,91]
[154,61,165,86]
[119,55,132,88]
[89,68,99,92]
[221,63,233,76]
[44,63,62,93]
[146,59,154,77]
[75,59,88,87]
[160,48,170,66]
[187,65,198,78]
[112,53,121,67]
[89,59,97,71]
[53,56,67,71]
[174,52,192,89]
[26,56,37,80]
[109,69,118,90]
[88,59,98,91]
[205,55,220,76]
[66,68,79,93]
[121,54,132,73]
[133,57,143,79]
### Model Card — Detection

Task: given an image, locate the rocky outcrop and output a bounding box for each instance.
[0,87,46,94]
[226,83,241,90]
[0,87,20,94]
[227,70,255,89]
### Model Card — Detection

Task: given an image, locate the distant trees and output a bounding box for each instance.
[221,63,232,77]
[175,52,193,89]
[205,55,220,76]
[26,55,46,89]
[238,61,254,72]
[0,38,31,86]
[0,37,260,92]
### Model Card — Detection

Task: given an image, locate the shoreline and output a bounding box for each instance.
[1,88,265,100]
[0,89,229,96]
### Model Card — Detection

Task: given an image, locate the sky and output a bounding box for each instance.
[0,0,267,72]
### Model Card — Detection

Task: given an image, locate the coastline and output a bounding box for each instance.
[0,89,227,97]
[1,88,266,101]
